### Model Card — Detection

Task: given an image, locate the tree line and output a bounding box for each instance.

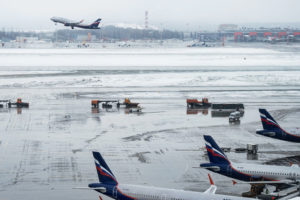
[0,26,185,42]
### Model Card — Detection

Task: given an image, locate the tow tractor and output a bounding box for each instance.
[0,98,29,108]
[118,98,139,108]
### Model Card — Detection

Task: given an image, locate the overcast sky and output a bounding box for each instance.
[1,0,300,31]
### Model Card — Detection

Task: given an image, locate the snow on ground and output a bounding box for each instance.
[0,46,299,200]
[0,47,299,69]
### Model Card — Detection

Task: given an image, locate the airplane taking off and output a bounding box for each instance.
[50,17,101,29]
[256,108,300,143]
[78,151,253,200]
[200,135,300,185]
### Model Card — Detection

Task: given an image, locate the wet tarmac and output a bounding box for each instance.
[0,46,300,200]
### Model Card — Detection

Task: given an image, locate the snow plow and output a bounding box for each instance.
[186,98,211,108]
[0,98,29,108]
[119,98,139,108]
[91,98,140,109]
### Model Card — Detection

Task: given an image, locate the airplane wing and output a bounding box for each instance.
[291,164,299,168]
[69,21,83,25]
[73,187,106,192]
[204,174,217,194]
[204,185,217,194]
[201,166,220,172]
[289,197,300,200]
[65,19,84,25]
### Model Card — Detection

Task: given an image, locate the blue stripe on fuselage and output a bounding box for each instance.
[203,163,276,182]
[89,183,136,200]
[257,129,300,143]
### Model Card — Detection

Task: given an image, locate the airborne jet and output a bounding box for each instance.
[50,17,101,29]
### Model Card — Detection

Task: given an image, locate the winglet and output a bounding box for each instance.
[232,180,237,185]
[204,174,217,194]
[208,173,214,185]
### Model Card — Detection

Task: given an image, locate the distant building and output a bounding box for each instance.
[76,34,96,42]
[16,37,39,43]
[218,24,238,31]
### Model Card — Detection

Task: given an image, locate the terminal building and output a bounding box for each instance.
[196,24,300,43]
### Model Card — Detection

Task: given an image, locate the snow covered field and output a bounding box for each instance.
[0,46,300,200]
[0,47,300,69]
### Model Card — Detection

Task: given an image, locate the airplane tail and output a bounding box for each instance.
[259,109,281,130]
[93,151,118,185]
[90,18,101,28]
[204,135,230,165]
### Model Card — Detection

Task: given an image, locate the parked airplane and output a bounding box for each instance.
[78,151,252,200]
[50,17,101,29]
[256,108,300,143]
[200,135,300,185]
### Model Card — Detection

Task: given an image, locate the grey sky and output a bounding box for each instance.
[1,0,300,30]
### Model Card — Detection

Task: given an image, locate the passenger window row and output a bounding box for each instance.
[242,170,299,176]
[129,192,160,199]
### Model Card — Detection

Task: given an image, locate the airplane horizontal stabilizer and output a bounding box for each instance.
[73,187,107,192]
[201,166,221,171]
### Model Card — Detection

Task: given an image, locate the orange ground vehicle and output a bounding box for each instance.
[7,98,29,108]
[122,98,139,108]
[186,98,211,108]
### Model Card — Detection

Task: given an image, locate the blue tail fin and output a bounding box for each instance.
[91,18,101,28]
[92,151,118,185]
[204,135,230,165]
[259,109,281,130]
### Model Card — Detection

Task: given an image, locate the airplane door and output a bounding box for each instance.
[113,187,118,199]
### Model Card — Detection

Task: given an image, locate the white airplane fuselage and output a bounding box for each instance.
[50,17,75,25]
[92,183,251,200]
[89,151,252,200]
[230,162,300,181]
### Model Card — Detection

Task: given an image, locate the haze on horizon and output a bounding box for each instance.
[1,0,300,31]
